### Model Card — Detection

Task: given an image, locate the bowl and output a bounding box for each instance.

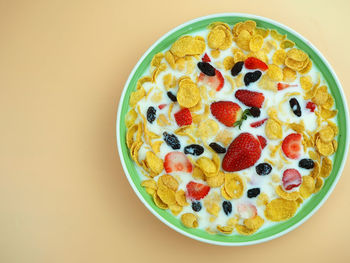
[116,13,349,246]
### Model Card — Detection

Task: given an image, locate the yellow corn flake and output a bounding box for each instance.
[170,35,205,58]
[275,185,300,200]
[319,126,335,142]
[169,204,183,216]
[300,76,313,91]
[192,166,205,181]
[223,56,235,70]
[299,176,315,199]
[235,73,244,87]
[136,76,152,90]
[255,27,269,38]
[151,90,163,103]
[244,215,264,231]
[141,179,157,191]
[151,52,164,67]
[163,73,176,90]
[157,185,176,205]
[320,157,332,178]
[181,213,198,228]
[320,107,337,119]
[235,29,252,51]
[224,173,244,199]
[249,34,264,52]
[263,39,278,53]
[158,174,178,191]
[312,85,328,106]
[176,57,186,71]
[272,49,286,65]
[196,157,217,177]
[286,48,308,62]
[267,64,283,81]
[129,87,146,108]
[165,50,176,69]
[175,190,189,206]
[145,151,164,175]
[208,23,233,50]
[206,171,225,188]
[206,203,221,217]
[157,114,170,126]
[233,20,256,37]
[258,74,276,91]
[280,39,295,49]
[217,225,234,234]
[309,150,321,163]
[314,177,324,193]
[215,129,233,146]
[232,48,246,63]
[225,75,236,92]
[333,140,338,151]
[247,50,268,64]
[153,192,168,209]
[125,109,138,128]
[150,141,162,154]
[227,216,239,227]
[151,63,167,82]
[310,161,320,178]
[264,198,298,221]
[126,124,138,148]
[235,224,256,235]
[270,29,286,41]
[299,59,312,74]
[210,49,221,58]
[323,94,334,109]
[283,67,297,82]
[316,137,334,156]
[265,119,283,140]
[177,78,200,108]
[196,119,219,139]
[257,193,269,206]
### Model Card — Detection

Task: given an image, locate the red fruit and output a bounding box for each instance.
[222,133,262,172]
[250,118,268,128]
[277,83,298,91]
[306,101,316,112]
[244,57,268,71]
[257,135,267,149]
[158,104,167,109]
[282,133,302,159]
[235,90,265,108]
[174,108,192,126]
[186,181,210,200]
[237,203,257,219]
[282,169,302,191]
[198,69,224,91]
[202,53,211,62]
[210,101,242,127]
[164,152,192,173]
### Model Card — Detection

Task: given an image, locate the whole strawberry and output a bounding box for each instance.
[210,101,242,127]
[222,133,261,172]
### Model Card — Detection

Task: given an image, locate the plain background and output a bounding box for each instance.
[1,0,350,262]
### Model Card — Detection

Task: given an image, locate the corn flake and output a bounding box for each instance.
[265,119,283,140]
[181,213,198,228]
[320,157,332,178]
[224,173,244,199]
[170,36,205,58]
[264,198,297,221]
[299,176,315,199]
[272,49,286,65]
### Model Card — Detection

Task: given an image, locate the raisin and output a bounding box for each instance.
[146,106,156,123]
[209,142,226,154]
[249,107,261,117]
[222,201,232,215]
[192,201,202,212]
[244,70,262,86]
[256,163,272,175]
[197,62,215,76]
[289,97,301,117]
[299,158,315,169]
[167,91,177,102]
[184,144,204,156]
[231,61,244,77]
[163,132,181,150]
[247,188,260,198]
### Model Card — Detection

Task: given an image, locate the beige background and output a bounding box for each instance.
[1,0,350,262]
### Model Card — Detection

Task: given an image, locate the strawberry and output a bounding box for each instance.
[186,181,210,200]
[237,203,257,219]
[244,57,268,71]
[282,169,302,190]
[250,118,268,128]
[282,133,302,159]
[257,135,267,149]
[306,101,316,112]
[277,83,298,91]
[222,133,261,172]
[202,53,211,62]
[164,152,192,173]
[158,104,167,109]
[174,108,192,126]
[198,69,224,91]
[235,90,265,108]
[210,101,242,127]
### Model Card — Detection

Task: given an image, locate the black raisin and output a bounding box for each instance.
[244,70,262,86]
[231,61,244,77]
[247,188,261,198]
[146,106,156,123]
[184,144,204,156]
[249,107,261,118]
[192,201,202,212]
[222,201,232,215]
[163,132,181,150]
[209,142,226,154]
[197,62,215,76]
[167,91,177,102]
[289,98,302,117]
[256,163,272,175]
[299,158,315,169]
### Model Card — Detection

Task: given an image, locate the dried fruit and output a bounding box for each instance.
[222,201,232,215]
[191,201,202,212]
[256,163,272,175]
[299,158,315,169]
[247,188,261,198]
[231,61,244,76]
[163,132,181,150]
[249,107,261,117]
[167,91,177,102]
[244,71,262,86]
[197,62,215,76]
[289,98,302,117]
[184,144,204,156]
[209,142,226,154]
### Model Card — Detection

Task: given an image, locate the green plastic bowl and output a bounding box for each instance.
[116,13,349,246]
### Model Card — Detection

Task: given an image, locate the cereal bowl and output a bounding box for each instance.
[116,13,349,246]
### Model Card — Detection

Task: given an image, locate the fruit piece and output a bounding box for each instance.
[210,101,242,127]
[209,142,226,154]
[164,152,192,173]
[191,201,202,212]
[250,118,268,128]
[282,133,302,159]
[234,109,251,129]
[163,132,181,150]
[235,90,265,108]
[184,144,204,156]
[202,53,211,62]
[249,107,261,117]
[167,91,177,102]
[306,101,316,112]
[247,188,261,198]
[277,83,298,91]
[289,98,302,117]
[231,61,244,76]
[257,135,267,149]
[198,69,224,91]
[244,71,262,86]
[174,108,192,126]
[146,106,156,123]
[237,203,257,219]
[299,158,315,169]
[282,169,302,190]
[222,201,232,215]
[158,104,167,109]
[244,57,268,71]
[186,181,210,200]
[222,133,262,172]
[197,62,215,76]
[255,163,272,175]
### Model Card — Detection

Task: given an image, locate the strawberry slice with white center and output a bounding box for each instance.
[198,69,224,91]
[164,152,192,173]
[186,181,210,200]
[282,133,302,159]
[237,203,257,219]
[282,169,302,190]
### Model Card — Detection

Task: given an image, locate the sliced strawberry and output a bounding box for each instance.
[164,152,192,173]
[198,69,224,91]
[174,108,192,126]
[282,169,302,191]
[277,83,298,91]
[244,57,268,71]
[282,133,302,159]
[210,101,242,127]
[235,90,265,108]
[158,104,167,110]
[257,135,267,149]
[202,53,211,62]
[237,203,257,219]
[186,181,210,200]
[306,101,316,112]
[250,118,268,128]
